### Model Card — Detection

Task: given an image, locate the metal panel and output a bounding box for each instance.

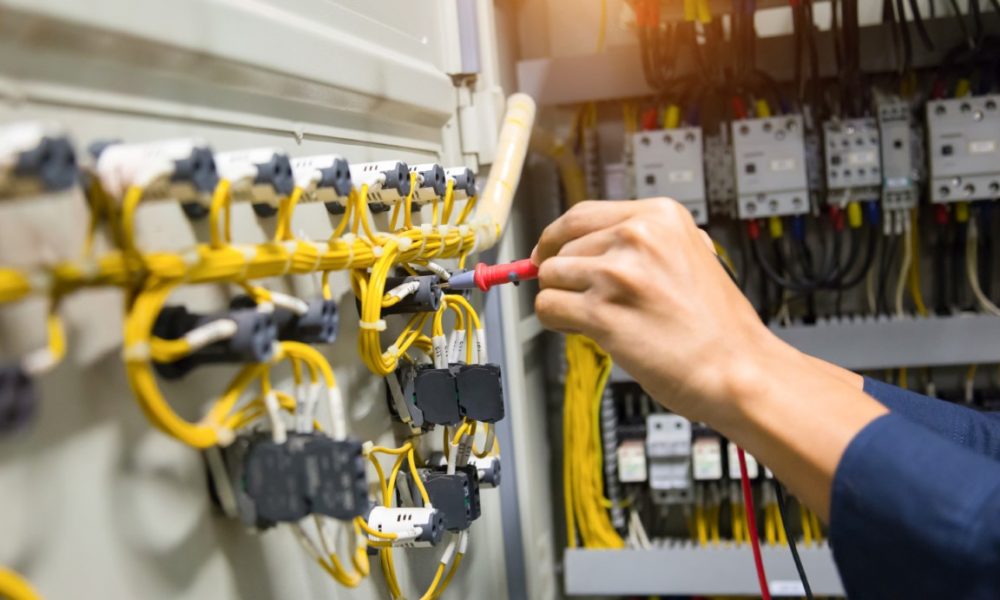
[564,545,844,596]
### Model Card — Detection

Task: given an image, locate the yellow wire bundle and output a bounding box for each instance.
[563,334,624,549]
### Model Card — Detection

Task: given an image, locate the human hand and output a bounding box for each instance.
[533,198,790,425]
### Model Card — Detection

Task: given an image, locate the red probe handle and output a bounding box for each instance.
[473,259,539,292]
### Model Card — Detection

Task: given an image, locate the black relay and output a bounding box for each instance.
[456,363,504,423]
[416,465,482,532]
[301,436,368,520]
[413,365,462,426]
[245,434,310,523]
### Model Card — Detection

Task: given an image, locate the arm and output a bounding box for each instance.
[531,199,887,520]
[806,354,1000,459]
[831,412,1000,599]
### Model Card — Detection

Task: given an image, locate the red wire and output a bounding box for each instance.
[738,446,772,600]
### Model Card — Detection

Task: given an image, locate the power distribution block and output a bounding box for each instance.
[877,99,920,210]
[632,128,708,224]
[824,118,882,204]
[645,413,692,504]
[927,95,1000,203]
[732,116,810,219]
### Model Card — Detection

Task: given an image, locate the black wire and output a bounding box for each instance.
[954,219,970,309]
[981,207,995,300]
[877,234,900,315]
[948,0,975,49]
[895,0,914,73]
[934,226,950,315]
[836,226,879,290]
[773,480,815,600]
[908,0,936,50]
[752,236,821,294]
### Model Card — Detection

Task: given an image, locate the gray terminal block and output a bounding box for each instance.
[151,305,277,380]
[877,99,921,210]
[381,275,443,316]
[732,115,810,219]
[245,435,310,524]
[926,94,1000,203]
[824,117,881,204]
[445,166,477,200]
[646,413,693,505]
[9,133,79,195]
[410,163,448,203]
[301,436,368,520]
[632,127,708,225]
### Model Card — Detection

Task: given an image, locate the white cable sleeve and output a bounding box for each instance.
[475,328,488,364]
[184,318,239,351]
[386,280,421,301]
[447,329,462,364]
[297,382,321,433]
[385,372,413,424]
[432,335,448,369]
[264,391,287,443]
[326,387,348,441]
[439,535,458,565]
[457,530,469,554]
[894,217,912,318]
[269,292,310,316]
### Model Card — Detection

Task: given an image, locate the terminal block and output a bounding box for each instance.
[455,363,504,423]
[732,115,810,219]
[214,148,295,218]
[927,94,1000,203]
[381,275,443,316]
[349,161,411,212]
[215,432,368,528]
[0,122,78,197]
[300,436,368,520]
[824,118,882,204]
[290,154,353,214]
[646,413,692,504]
[365,506,446,548]
[877,99,920,210]
[410,163,448,204]
[616,439,647,483]
[151,305,277,379]
[92,138,218,206]
[632,127,708,224]
[0,363,37,434]
[445,167,477,201]
[232,295,338,345]
[413,466,482,532]
[704,133,736,218]
[413,365,462,426]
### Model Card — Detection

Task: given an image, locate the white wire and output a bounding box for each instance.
[967,216,1000,317]
[894,214,913,318]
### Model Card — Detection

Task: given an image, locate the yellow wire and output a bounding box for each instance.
[274,186,305,242]
[908,209,928,317]
[0,568,41,600]
[209,179,233,249]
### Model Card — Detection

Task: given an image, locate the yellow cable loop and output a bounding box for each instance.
[274,186,305,242]
[908,208,929,317]
[440,179,457,225]
[209,179,233,249]
[0,568,41,600]
[391,172,418,232]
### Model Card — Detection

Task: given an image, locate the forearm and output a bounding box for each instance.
[708,339,886,521]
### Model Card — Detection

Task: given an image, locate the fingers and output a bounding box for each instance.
[532,200,643,264]
[538,256,593,292]
[557,228,618,259]
[535,288,592,334]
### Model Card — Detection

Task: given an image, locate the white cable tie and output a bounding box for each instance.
[358,319,387,331]
[420,223,434,237]
[184,318,238,351]
[239,245,258,261]
[269,292,310,315]
[327,386,347,440]
[181,249,200,267]
[372,245,384,258]
[394,235,413,252]
[339,233,356,266]
[121,342,151,363]
[264,391,287,444]
[457,224,470,239]
[21,348,57,375]
[214,425,236,448]
[438,224,451,239]
[362,440,375,456]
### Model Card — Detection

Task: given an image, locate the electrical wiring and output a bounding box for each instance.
[563,334,624,549]
[966,215,1000,316]
[773,480,814,600]
[0,568,41,600]
[895,211,914,317]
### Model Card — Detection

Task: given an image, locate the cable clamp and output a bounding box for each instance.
[358,319,387,331]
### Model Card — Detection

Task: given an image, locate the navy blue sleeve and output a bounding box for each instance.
[863,376,1000,459]
[831,413,1000,599]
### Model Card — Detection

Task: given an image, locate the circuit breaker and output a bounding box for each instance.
[646,413,692,504]
[927,94,1000,203]
[824,118,881,204]
[877,99,920,210]
[632,127,708,224]
[732,116,810,219]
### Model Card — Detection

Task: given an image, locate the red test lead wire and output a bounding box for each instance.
[738,446,772,600]
[445,258,539,292]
